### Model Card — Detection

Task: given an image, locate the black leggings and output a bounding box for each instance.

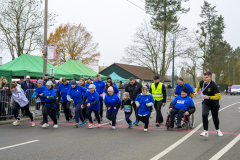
[202,103,220,131]
[62,101,73,121]
[132,102,139,121]
[99,99,103,118]
[13,103,33,121]
[106,111,118,126]
[43,105,57,124]
[138,115,150,129]
[87,108,100,123]
[154,101,163,123]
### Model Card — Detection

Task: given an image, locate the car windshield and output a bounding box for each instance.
[232,86,240,89]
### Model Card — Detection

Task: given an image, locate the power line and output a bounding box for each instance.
[126,0,145,11]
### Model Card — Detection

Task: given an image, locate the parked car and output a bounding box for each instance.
[230,85,240,95]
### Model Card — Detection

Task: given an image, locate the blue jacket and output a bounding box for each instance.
[84,91,100,111]
[57,83,71,102]
[78,84,89,96]
[172,96,195,111]
[32,86,47,101]
[93,80,106,99]
[135,93,155,116]
[174,83,194,97]
[21,81,35,93]
[67,86,87,105]
[104,94,121,112]
[44,88,57,108]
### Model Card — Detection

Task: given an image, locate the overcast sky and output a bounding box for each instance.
[1,0,240,75]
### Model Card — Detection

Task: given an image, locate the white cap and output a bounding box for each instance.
[46,81,53,86]
[89,84,96,89]
[26,75,30,79]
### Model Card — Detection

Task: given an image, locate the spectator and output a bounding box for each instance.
[225,86,228,95]
[35,77,41,88]
[0,76,11,120]
[167,83,172,88]
[55,77,63,89]
[86,78,92,85]
[43,73,49,86]
[51,77,57,89]
[118,81,123,89]
[21,75,35,104]
[121,83,127,89]
[146,83,150,89]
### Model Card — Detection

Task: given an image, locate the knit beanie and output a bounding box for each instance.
[181,86,188,94]
[38,80,44,85]
[108,86,114,92]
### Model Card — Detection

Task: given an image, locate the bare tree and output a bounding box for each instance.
[0,0,56,60]
[122,20,188,82]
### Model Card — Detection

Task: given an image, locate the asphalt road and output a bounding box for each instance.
[0,95,240,160]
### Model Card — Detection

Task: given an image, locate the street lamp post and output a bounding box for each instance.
[43,0,48,78]
[172,34,175,88]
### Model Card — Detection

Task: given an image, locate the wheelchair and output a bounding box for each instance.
[165,112,195,130]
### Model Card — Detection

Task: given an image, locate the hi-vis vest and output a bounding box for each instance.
[151,83,163,101]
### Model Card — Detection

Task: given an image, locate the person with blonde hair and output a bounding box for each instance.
[120,92,133,128]
[0,76,11,120]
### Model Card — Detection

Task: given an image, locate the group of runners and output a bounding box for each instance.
[7,71,223,137]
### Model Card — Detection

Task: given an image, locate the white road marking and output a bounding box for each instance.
[0,140,39,151]
[209,134,240,160]
[150,102,240,160]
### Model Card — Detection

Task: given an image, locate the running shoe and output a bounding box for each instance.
[53,124,58,128]
[156,122,160,127]
[109,121,112,125]
[134,121,139,126]
[88,123,94,129]
[217,130,223,136]
[112,126,116,130]
[80,122,86,126]
[97,123,101,128]
[177,123,182,128]
[75,123,79,127]
[42,123,49,128]
[32,121,35,127]
[200,131,209,137]
[144,129,148,132]
[13,119,21,126]
[69,118,73,123]
[128,122,133,128]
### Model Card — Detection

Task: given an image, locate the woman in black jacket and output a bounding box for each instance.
[0,77,11,120]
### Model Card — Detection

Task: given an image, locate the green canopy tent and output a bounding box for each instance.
[58,60,107,81]
[0,54,74,79]
[109,72,128,83]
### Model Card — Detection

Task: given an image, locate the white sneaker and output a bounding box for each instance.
[144,129,148,132]
[42,123,49,128]
[32,121,35,127]
[13,120,21,126]
[109,121,112,125]
[53,125,58,128]
[88,123,94,129]
[200,131,209,137]
[217,129,223,136]
[112,126,116,130]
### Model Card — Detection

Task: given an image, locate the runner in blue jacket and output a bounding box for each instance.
[135,86,155,132]
[104,86,121,130]
[67,80,87,127]
[82,84,101,129]
[57,78,73,123]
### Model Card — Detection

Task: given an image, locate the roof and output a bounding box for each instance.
[102,63,171,81]
[109,72,128,83]
[57,60,106,80]
[0,54,74,79]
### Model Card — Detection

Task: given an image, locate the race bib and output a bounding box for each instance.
[177,100,185,104]
[124,105,131,112]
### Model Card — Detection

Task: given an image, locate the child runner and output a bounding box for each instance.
[120,92,133,128]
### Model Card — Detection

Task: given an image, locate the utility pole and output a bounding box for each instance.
[228,61,230,86]
[43,0,48,78]
[172,34,175,88]
[233,65,235,85]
